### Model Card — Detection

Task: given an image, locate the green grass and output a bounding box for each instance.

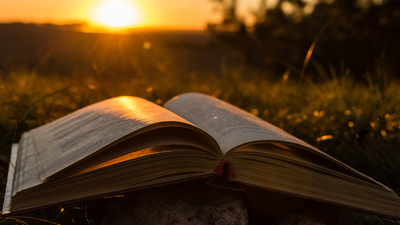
[0,60,399,224]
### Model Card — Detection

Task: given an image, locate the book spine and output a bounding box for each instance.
[215,159,235,180]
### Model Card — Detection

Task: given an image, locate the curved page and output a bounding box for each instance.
[29,96,199,180]
[164,93,317,154]
[164,93,392,189]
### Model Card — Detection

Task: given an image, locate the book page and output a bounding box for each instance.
[2,143,19,215]
[164,93,392,189]
[12,132,41,195]
[16,133,43,192]
[29,96,195,180]
[228,143,386,187]
[48,127,221,181]
[164,93,325,155]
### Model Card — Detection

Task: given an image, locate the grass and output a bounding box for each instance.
[1,64,400,224]
[0,31,399,223]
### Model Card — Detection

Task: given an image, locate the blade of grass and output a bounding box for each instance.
[301,21,330,76]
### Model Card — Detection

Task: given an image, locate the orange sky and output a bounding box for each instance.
[0,0,263,31]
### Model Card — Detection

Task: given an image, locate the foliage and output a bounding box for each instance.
[0,61,400,224]
[208,0,400,80]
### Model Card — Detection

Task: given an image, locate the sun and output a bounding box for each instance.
[93,0,140,29]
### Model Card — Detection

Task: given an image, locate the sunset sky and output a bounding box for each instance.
[0,0,263,31]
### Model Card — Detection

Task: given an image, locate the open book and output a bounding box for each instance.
[3,93,400,218]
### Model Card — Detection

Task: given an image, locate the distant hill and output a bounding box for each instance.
[0,23,228,79]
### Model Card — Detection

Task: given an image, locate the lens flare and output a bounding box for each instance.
[93,0,140,28]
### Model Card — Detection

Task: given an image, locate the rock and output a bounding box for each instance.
[101,181,249,225]
[275,214,326,225]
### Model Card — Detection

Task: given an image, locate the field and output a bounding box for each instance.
[0,23,399,224]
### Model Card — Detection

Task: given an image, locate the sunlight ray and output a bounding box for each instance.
[93,0,140,28]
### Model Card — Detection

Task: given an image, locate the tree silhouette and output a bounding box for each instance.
[208,0,400,80]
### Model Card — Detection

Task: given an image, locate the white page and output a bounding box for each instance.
[2,144,19,214]
[19,133,42,191]
[164,93,393,189]
[165,93,332,154]
[29,96,192,180]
